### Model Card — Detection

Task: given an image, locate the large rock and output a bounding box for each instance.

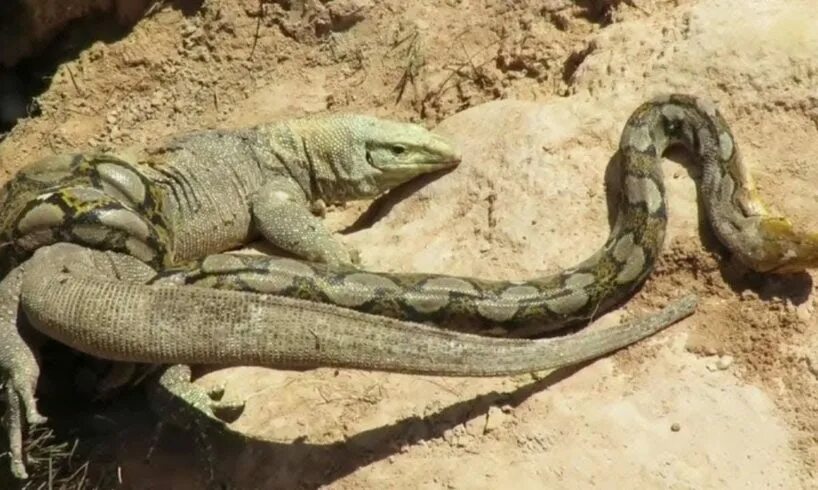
[213,1,818,487]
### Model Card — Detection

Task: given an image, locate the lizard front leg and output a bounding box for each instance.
[0,264,47,479]
[251,177,359,266]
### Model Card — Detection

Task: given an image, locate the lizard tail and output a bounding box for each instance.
[21,256,696,376]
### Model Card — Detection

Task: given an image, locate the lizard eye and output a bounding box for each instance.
[391,145,406,155]
[365,149,374,165]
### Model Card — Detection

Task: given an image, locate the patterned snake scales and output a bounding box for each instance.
[150,94,818,336]
[4,94,818,343]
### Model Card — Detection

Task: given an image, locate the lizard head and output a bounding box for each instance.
[293,115,461,202]
[362,117,461,191]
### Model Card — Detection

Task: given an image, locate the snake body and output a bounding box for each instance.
[8,94,816,482]
[3,94,816,342]
[155,94,818,337]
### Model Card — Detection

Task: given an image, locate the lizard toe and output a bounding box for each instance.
[3,384,29,479]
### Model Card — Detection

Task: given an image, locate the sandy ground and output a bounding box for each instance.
[1,0,817,488]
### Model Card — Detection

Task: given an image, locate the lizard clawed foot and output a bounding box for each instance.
[145,364,240,485]
[146,364,244,427]
[1,264,47,480]
[314,240,361,267]
[2,371,47,480]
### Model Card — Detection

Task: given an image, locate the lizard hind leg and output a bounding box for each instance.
[0,264,48,480]
[144,364,245,484]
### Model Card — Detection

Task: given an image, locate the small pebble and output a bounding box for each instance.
[716,355,734,370]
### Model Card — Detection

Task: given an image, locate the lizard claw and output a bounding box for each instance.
[2,373,46,480]
[146,365,242,484]
[147,364,245,427]
[316,241,362,268]
[0,261,46,480]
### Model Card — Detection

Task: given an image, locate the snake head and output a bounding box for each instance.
[747,217,818,274]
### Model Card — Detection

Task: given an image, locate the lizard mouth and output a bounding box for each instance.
[404,156,461,170]
[376,152,462,172]
[373,159,459,190]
